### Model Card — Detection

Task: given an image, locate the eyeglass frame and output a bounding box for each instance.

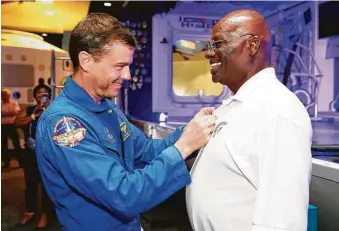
[206,33,256,52]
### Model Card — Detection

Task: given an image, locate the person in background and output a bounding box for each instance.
[1,88,22,169]
[186,9,312,231]
[14,79,53,230]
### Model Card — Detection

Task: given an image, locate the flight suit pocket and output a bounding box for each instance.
[100,133,121,160]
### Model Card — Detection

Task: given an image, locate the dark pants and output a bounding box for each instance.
[22,149,53,213]
[1,124,22,165]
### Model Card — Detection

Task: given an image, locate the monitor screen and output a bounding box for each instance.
[318,1,339,39]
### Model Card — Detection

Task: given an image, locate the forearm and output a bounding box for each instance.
[2,111,18,117]
[134,126,185,164]
[14,115,33,127]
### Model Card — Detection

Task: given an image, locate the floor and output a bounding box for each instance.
[1,160,60,231]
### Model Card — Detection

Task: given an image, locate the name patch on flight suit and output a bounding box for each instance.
[105,127,115,143]
[52,116,86,147]
[120,122,131,141]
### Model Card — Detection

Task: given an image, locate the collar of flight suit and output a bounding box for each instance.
[222,67,277,106]
[63,76,115,113]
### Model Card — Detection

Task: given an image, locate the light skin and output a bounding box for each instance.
[206,9,271,93]
[1,90,19,117]
[73,43,134,101]
[72,41,216,159]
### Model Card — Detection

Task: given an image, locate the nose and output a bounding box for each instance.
[205,49,215,60]
[121,66,131,81]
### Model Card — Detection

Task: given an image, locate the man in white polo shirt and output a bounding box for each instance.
[1,88,21,168]
[186,9,312,231]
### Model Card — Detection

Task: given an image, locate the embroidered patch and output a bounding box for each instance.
[212,122,227,137]
[105,127,115,143]
[120,122,131,141]
[52,116,86,147]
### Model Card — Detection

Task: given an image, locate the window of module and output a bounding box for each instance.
[172,39,223,97]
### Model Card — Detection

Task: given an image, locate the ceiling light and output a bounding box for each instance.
[104,2,111,7]
[45,10,54,16]
[42,33,47,37]
[122,1,129,8]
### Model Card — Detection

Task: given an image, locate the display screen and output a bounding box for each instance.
[318,1,339,39]
[172,39,223,97]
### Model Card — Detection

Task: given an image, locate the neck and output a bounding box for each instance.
[228,61,269,94]
[72,71,102,104]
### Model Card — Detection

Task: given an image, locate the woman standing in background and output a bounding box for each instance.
[14,79,53,230]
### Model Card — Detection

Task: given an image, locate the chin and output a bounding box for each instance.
[110,91,119,99]
[212,75,220,83]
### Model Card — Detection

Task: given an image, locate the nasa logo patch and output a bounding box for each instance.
[52,116,86,147]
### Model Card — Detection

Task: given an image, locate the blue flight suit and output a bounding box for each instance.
[35,77,191,231]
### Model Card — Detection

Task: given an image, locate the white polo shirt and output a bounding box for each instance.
[186,67,312,231]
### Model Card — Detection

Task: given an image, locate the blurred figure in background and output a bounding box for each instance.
[14,79,53,230]
[1,88,21,169]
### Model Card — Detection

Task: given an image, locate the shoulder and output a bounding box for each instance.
[251,81,312,135]
[38,98,89,136]
[10,100,19,106]
[257,80,309,115]
[37,111,91,149]
[273,84,311,131]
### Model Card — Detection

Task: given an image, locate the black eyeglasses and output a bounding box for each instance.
[206,33,255,51]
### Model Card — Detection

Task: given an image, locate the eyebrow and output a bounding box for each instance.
[211,35,222,40]
[115,62,130,66]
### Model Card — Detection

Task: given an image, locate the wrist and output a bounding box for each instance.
[174,141,192,160]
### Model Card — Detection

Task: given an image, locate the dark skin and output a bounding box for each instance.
[206,9,271,93]
[13,87,50,228]
[14,87,50,128]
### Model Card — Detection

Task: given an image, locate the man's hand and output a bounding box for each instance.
[194,107,216,118]
[175,115,216,159]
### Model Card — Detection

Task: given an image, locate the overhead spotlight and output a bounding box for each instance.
[104,2,111,7]
[42,33,47,37]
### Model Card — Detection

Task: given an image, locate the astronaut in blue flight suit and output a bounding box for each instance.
[35,13,216,231]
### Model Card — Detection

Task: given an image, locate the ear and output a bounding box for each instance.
[78,51,92,73]
[248,36,261,56]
